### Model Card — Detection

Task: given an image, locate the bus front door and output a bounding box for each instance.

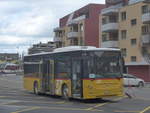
[72,59,82,98]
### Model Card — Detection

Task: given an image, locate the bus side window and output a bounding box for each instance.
[56,60,71,79]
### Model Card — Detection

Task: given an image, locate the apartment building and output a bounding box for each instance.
[54,4,105,48]
[28,42,56,54]
[101,0,150,82]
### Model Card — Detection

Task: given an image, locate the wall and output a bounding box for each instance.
[84,4,105,48]
[128,65,150,82]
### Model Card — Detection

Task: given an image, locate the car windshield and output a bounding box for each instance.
[83,51,123,78]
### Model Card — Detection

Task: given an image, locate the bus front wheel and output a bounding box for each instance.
[33,81,39,95]
[62,85,69,100]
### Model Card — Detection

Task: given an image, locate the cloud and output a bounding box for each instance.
[0,0,105,53]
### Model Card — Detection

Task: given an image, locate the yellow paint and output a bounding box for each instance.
[83,79,124,99]
[140,106,150,113]
[23,77,41,92]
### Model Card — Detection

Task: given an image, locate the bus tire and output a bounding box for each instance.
[62,85,69,100]
[33,81,39,95]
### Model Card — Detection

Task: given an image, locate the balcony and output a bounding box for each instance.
[67,31,79,39]
[129,0,145,5]
[106,0,122,4]
[102,23,119,32]
[101,41,119,48]
[142,12,150,23]
[54,37,62,42]
[142,34,150,45]
[68,15,86,25]
[101,4,122,15]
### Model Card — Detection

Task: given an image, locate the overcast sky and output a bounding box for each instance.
[0,0,105,54]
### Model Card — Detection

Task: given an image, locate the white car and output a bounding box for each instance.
[123,74,145,87]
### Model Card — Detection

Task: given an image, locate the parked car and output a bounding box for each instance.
[123,74,145,87]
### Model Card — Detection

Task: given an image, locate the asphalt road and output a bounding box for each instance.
[0,74,150,113]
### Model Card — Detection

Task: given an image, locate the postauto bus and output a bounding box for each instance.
[23,46,124,99]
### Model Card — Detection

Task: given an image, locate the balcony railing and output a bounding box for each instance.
[142,34,150,45]
[68,15,86,25]
[101,41,119,48]
[67,31,79,39]
[102,23,119,32]
[142,12,150,23]
[101,4,122,15]
[129,0,145,5]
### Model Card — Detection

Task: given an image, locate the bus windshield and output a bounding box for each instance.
[84,51,122,79]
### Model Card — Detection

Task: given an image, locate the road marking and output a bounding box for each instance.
[115,110,140,113]
[86,96,127,111]
[0,96,7,98]
[135,97,150,101]
[0,78,22,83]
[140,106,150,113]
[32,106,103,112]
[11,107,40,113]
[3,100,66,105]
[0,101,20,106]
[86,103,107,111]
[10,106,103,112]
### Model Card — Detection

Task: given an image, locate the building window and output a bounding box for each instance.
[109,15,118,23]
[121,12,126,21]
[142,5,149,14]
[142,25,149,34]
[102,34,107,42]
[121,30,127,39]
[102,18,107,25]
[121,48,127,57]
[131,56,137,62]
[131,39,137,46]
[74,38,78,45]
[131,19,137,26]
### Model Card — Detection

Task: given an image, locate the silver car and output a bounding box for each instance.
[123,74,145,87]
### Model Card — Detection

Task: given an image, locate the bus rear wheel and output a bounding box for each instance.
[33,82,39,95]
[62,85,69,100]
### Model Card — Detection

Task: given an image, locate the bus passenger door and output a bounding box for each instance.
[49,60,55,95]
[72,58,82,98]
[42,61,50,92]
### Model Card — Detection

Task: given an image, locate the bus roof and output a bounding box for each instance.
[25,46,120,57]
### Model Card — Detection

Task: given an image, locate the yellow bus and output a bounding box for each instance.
[23,46,124,99]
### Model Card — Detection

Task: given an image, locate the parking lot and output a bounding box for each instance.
[0,74,150,113]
